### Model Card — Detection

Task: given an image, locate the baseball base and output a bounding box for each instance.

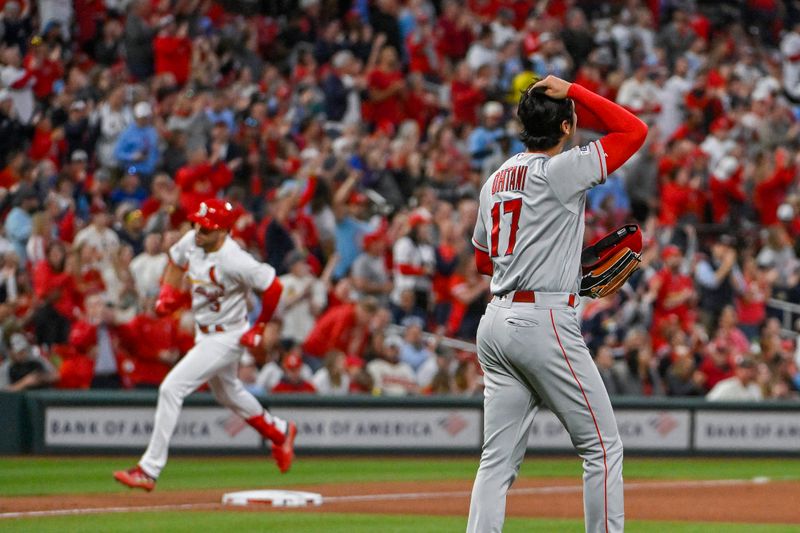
[221,490,323,507]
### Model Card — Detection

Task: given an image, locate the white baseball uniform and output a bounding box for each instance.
[391,236,436,305]
[139,230,288,478]
[468,146,624,533]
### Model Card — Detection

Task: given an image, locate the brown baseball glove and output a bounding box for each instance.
[579,225,643,299]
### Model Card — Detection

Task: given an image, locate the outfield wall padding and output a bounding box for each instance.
[2,391,799,455]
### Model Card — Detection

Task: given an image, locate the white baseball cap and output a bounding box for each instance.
[133,101,152,119]
[9,332,29,353]
[777,203,795,222]
[483,101,503,117]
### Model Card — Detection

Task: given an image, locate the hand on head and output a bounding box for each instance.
[530,75,572,100]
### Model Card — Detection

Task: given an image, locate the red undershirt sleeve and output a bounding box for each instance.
[568,84,648,175]
[474,248,493,276]
[255,278,283,324]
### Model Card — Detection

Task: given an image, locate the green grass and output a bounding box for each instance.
[1,456,800,497]
[1,457,799,532]
[0,512,797,533]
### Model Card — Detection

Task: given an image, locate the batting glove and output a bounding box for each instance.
[155,284,191,316]
[240,323,266,349]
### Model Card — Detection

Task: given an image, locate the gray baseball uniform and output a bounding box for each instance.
[468,144,623,533]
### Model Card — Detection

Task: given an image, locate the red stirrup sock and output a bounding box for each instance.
[246,412,288,445]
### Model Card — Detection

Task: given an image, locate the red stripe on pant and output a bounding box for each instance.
[550,309,609,533]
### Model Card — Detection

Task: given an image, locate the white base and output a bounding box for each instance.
[221,490,323,507]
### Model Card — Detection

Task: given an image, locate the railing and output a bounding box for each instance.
[384,324,478,353]
[766,298,800,336]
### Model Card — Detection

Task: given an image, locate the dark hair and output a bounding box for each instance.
[517,85,574,151]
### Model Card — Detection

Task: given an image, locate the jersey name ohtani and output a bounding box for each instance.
[491,166,527,195]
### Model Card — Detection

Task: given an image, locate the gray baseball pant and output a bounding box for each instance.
[467,293,624,533]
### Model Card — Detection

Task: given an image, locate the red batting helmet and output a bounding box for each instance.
[188,199,237,231]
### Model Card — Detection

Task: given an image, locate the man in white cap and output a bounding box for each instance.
[0,46,35,124]
[468,101,507,171]
[114,101,160,178]
[323,49,362,131]
[0,333,58,390]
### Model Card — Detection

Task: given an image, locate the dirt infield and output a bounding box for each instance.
[3,477,800,523]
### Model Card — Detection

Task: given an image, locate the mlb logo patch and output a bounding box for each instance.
[579,145,591,155]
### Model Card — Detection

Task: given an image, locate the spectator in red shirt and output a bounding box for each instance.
[709,155,745,223]
[450,60,487,126]
[754,147,796,226]
[115,298,193,389]
[0,150,25,189]
[365,44,405,129]
[175,146,233,214]
[658,166,706,226]
[28,115,66,165]
[301,297,379,371]
[698,341,735,392]
[31,241,80,346]
[271,351,316,393]
[647,245,697,350]
[405,14,439,77]
[435,0,473,61]
[153,18,192,86]
[736,256,771,340]
[405,73,439,132]
[23,36,63,102]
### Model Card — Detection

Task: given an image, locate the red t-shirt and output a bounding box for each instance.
[736,277,768,326]
[0,168,20,189]
[23,55,64,100]
[658,180,705,226]
[450,80,485,126]
[698,355,734,391]
[175,162,233,213]
[650,268,695,331]
[154,35,192,86]
[28,125,66,165]
[709,170,745,223]
[116,314,192,387]
[366,69,405,126]
[435,16,473,59]
[754,166,795,225]
[406,33,435,75]
[468,0,502,20]
[301,304,367,359]
[32,261,82,319]
[272,379,316,393]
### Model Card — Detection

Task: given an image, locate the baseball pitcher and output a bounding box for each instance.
[467,76,648,532]
[114,199,296,491]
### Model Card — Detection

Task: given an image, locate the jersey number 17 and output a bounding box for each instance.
[489,198,521,257]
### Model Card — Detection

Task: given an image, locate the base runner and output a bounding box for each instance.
[467,76,648,532]
[114,199,297,491]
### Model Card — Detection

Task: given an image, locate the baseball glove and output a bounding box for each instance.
[579,225,643,299]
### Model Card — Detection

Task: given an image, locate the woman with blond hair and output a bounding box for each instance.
[311,350,350,395]
[25,211,52,265]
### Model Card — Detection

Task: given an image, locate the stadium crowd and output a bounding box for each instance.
[0,0,799,401]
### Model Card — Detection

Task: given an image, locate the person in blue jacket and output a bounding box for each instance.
[114,101,160,179]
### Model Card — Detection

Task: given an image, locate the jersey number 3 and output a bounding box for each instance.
[489,198,521,257]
